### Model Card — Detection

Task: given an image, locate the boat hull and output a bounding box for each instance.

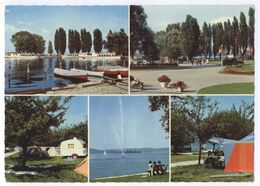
[54,68,88,81]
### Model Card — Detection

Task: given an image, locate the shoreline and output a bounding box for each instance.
[5,55,124,60]
[6,80,128,95]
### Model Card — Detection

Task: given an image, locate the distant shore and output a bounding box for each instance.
[5,54,123,60]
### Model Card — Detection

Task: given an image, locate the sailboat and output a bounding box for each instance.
[104,150,107,156]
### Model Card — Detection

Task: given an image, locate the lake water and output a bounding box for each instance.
[90,149,169,179]
[5,57,127,94]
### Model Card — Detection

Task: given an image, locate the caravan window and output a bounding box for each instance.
[68,144,74,149]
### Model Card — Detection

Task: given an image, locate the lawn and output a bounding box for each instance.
[223,65,254,73]
[171,154,198,163]
[5,154,88,182]
[198,82,254,94]
[172,165,254,182]
[92,173,169,182]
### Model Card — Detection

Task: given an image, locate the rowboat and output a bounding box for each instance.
[95,66,129,78]
[70,68,104,78]
[54,68,88,81]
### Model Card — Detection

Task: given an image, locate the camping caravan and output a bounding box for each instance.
[223,132,254,173]
[60,137,87,158]
[48,147,60,157]
[74,156,88,177]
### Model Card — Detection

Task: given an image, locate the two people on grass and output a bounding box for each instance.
[147,160,166,176]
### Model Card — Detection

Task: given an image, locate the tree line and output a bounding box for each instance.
[130,5,255,61]
[171,96,254,165]
[11,28,128,56]
[52,27,128,56]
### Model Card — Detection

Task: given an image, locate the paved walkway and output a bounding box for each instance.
[131,64,254,94]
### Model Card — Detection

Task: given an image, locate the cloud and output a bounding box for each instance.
[209,16,233,24]
[17,20,25,25]
[5,24,17,32]
[41,28,50,33]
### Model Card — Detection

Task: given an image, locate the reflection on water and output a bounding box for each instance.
[5,57,128,93]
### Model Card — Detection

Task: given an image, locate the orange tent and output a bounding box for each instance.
[224,133,254,173]
[74,156,88,177]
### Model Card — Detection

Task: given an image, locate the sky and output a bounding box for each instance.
[143,5,252,32]
[207,96,254,111]
[5,6,128,52]
[62,96,88,127]
[90,96,169,150]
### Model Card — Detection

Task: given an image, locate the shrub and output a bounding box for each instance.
[157,75,171,83]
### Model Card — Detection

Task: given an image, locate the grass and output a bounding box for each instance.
[171,154,198,163]
[198,82,254,94]
[92,173,169,182]
[5,154,88,182]
[171,165,254,182]
[223,65,254,72]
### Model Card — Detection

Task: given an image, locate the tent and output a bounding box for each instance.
[47,147,60,157]
[74,156,88,177]
[223,132,254,173]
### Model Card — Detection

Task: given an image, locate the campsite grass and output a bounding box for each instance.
[198,82,254,94]
[171,154,198,163]
[92,172,169,182]
[171,165,254,182]
[5,154,88,182]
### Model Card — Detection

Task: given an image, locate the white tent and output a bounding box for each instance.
[48,147,60,157]
[60,137,87,157]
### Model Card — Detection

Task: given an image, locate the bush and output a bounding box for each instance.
[223,58,244,66]
[157,75,171,83]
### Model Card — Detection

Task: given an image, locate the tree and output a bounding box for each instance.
[223,19,232,55]
[239,12,248,59]
[215,23,224,60]
[11,31,45,54]
[54,27,66,55]
[154,31,167,56]
[212,24,218,59]
[164,24,182,61]
[86,32,92,53]
[68,29,75,54]
[148,96,169,134]
[231,16,239,58]
[93,29,103,53]
[171,96,218,165]
[5,96,70,168]
[171,106,193,154]
[248,7,255,58]
[201,22,209,58]
[81,28,91,53]
[182,15,200,61]
[48,41,53,54]
[130,5,159,60]
[106,29,128,56]
[74,30,81,54]
[43,121,88,147]
[206,101,254,140]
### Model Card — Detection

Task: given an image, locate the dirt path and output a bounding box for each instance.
[171,160,203,167]
[5,150,19,158]
[131,64,254,94]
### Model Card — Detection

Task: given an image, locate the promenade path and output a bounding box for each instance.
[130,64,254,94]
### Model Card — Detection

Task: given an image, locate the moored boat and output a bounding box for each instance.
[54,68,88,81]
[70,68,104,78]
[95,66,129,78]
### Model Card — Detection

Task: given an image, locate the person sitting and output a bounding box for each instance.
[153,161,158,175]
[147,160,153,176]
